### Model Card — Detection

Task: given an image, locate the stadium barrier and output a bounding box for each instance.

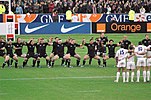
[92,22,151,33]
[20,22,91,34]
[1,13,151,23]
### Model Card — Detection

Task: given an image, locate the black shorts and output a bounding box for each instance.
[103,47,106,53]
[15,52,22,57]
[26,53,38,59]
[67,52,76,57]
[7,53,14,58]
[0,51,5,57]
[108,54,115,58]
[58,54,64,58]
[38,53,47,58]
[89,54,95,58]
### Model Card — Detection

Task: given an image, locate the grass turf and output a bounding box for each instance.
[0,33,151,100]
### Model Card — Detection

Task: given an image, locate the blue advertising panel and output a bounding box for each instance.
[98,14,129,22]
[0,14,3,22]
[20,22,91,34]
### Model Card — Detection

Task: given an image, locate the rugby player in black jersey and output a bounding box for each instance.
[13,37,26,68]
[142,34,150,47]
[82,38,101,67]
[5,39,18,68]
[22,39,38,68]
[0,37,9,68]
[100,33,108,67]
[64,39,82,68]
[106,39,118,58]
[119,35,132,50]
[50,39,66,67]
[36,38,51,68]
[49,37,59,65]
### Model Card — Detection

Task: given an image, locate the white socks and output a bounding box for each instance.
[122,72,126,82]
[131,72,134,82]
[143,71,146,82]
[137,70,140,82]
[116,72,120,82]
[147,71,150,81]
[126,72,129,82]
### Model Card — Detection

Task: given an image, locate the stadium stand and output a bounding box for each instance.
[1,0,151,14]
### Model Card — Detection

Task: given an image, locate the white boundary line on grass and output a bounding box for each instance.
[0,76,116,81]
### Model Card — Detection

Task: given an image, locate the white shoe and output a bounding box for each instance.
[80,65,84,68]
[48,66,52,68]
[114,80,118,83]
[123,80,125,83]
[68,66,73,68]
[131,80,134,82]
[144,80,146,83]
[126,80,129,82]
[136,80,139,82]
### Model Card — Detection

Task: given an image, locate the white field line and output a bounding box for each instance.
[77,90,102,93]
[0,76,116,81]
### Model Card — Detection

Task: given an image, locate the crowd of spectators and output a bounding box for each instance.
[2,0,151,14]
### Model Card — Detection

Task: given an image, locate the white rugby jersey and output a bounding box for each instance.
[127,53,135,62]
[147,45,151,57]
[134,45,147,58]
[115,48,128,61]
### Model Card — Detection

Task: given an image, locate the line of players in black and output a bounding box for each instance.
[0,33,150,68]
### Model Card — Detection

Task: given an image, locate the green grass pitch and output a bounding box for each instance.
[0,34,151,100]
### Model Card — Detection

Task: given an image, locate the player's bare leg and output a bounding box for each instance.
[49,53,54,66]
[82,55,90,67]
[2,55,10,68]
[51,55,59,68]
[13,55,18,68]
[94,55,101,67]
[74,54,81,66]
[126,69,130,82]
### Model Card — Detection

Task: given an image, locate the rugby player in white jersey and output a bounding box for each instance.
[134,41,147,82]
[126,45,135,82]
[146,42,151,82]
[114,45,128,83]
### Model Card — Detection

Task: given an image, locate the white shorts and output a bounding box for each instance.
[137,58,146,67]
[127,62,135,69]
[117,60,126,68]
[147,58,151,66]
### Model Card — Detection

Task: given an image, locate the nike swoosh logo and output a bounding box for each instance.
[61,24,85,33]
[25,24,49,33]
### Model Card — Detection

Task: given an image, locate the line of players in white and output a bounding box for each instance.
[115,41,151,83]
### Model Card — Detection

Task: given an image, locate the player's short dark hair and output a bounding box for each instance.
[129,45,134,50]
[138,41,142,45]
[109,39,114,42]
[55,37,59,39]
[145,34,149,37]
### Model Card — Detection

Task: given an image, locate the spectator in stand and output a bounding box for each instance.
[66,7,72,22]
[106,4,111,14]
[15,4,23,14]
[33,2,39,13]
[48,1,54,13]
[128,7,135,22]
[140,6,146,15]
[0,3,6,14]
[43,2,49,13]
